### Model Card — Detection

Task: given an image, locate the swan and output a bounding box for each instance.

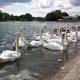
[19,36,28,48]
[35,32,51,41]
[42,33,65,50]
[19,27,28,48]
[67,28,78,43]
[0,32,21,63]
[29,40,42,47]
[43,30,68,46]
[11,27,28,48]
[51,34,61,39]
[42,41,64,50]
[77,31,80,40]
[29,31,51,48]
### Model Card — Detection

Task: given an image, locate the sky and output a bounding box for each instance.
[0,0,80,17]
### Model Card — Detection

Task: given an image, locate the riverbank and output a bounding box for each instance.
[45,50,80,80]
[63,55,80,80]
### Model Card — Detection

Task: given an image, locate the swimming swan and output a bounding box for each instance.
[42,33,65,50]
[29,40,42,47]
[19,27,28,48]
[0,32,21,63]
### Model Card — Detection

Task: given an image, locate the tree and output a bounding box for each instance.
[34,17,44,21]
[45,12,58,21]
[0,10,69,21]
[25,13,33,21]
[10,15,16,20]
[62,12,69,17]
[77,16,80,21]
[0,11,3,21]
[19,13,33,21]
[45,10,69,21]
[3,13,10,20]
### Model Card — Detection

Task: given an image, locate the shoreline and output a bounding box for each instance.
[44,51,80,80]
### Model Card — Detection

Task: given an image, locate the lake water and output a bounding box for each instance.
[0,21,80,80]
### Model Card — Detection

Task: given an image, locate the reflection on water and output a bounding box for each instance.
[0,21,80,80]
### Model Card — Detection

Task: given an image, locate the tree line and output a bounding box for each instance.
[0,10,71,21]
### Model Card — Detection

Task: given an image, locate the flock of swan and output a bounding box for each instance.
[0,25,80,63]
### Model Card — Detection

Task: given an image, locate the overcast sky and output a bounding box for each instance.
[0,0,80,17]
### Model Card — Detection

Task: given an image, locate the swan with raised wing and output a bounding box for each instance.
[0,32,21,63]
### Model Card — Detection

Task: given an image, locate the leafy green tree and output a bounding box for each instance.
[0,11,3,21]
[19,13,33,21]
[3,13,10,20]
[0,10,69,21]
[34,17,44,21]
[24,13,33,21]
[62,12,69,17]
[10,14,17,20]
[77,16,80,21]
[45,10,69,21]
[19,15,25,21]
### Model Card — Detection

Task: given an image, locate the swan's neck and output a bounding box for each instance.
[62,33,65,49]
[65,29,68,43]
[21,32,25,39]
[40,31,43,44]
[20,28,26,40]
[16,32,19,52]
[76,27,78,41]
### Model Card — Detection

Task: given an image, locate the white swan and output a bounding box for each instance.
[43,31,68,46]
[77,31,80,40]
[42,41,64,50]
[51,34,61,39]
[35,32,51,41]
[12,27,28,48]
[42,33,65,50]
[19,27,28,48]
[19,36,28,48]
[0,32,21,63]
[67,30,78,43]
[29,31,51,48]
[29,40,42,47]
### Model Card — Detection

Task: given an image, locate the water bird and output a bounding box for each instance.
[67,26,78,43]
[11,27,28,48]
[42,33,65,50]
[0,32,21,63]
[29,40,42,47]
[19,27,28,48]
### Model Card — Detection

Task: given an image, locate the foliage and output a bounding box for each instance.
[19,13,33,21]
[77,16,80,21]
[0,10,33,21]
[0,10,69,21]
[45,10,69,21]
[33,17,44,21]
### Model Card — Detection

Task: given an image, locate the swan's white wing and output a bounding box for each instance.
[43,42,63,50]
[30,41,42,47]
[0,50,21,61]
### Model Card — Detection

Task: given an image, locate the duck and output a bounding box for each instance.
[0,32,21,63]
